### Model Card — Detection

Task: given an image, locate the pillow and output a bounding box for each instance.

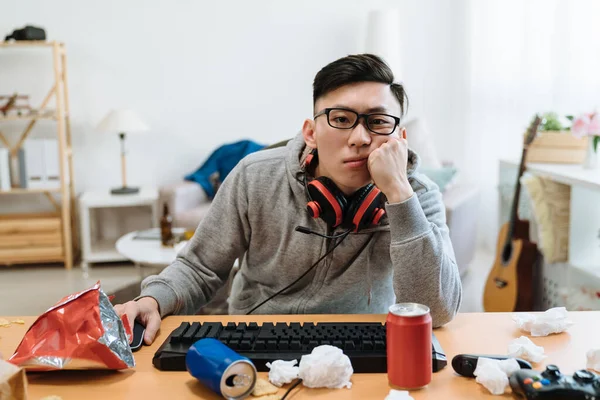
[419,166,458,192]
[404,118,443,169]
[521,175,570,263]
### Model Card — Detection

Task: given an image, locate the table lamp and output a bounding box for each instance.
[96,109,149,195]
[365,9,402,78]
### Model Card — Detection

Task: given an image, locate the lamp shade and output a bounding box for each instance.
[96,109,149,134]
[365,9,401,78]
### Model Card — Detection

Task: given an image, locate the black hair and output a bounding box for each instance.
[312,54,408,117]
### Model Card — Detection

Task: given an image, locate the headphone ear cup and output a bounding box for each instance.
[306,177,347,228]
[344,184,385,232]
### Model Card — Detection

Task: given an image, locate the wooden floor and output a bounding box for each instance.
[0,250,492,316]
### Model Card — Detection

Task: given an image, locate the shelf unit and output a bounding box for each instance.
[0,41,75,269]
[499,159,600,311]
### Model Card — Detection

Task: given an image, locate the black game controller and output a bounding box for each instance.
[509,364,600,399]
[452,354,532,378]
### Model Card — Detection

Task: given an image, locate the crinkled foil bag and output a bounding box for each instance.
[8,281,134,371]
[0,359,27,400]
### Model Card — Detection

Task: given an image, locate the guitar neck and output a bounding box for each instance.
[507,148,528,240]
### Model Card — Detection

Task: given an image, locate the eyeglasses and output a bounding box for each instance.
[313,107,400,135]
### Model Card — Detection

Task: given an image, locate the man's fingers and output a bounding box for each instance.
[125,307,137,340]
[113,304,124,316]
[144,314,161,345]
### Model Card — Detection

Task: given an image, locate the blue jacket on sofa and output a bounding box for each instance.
[184,139,265,199]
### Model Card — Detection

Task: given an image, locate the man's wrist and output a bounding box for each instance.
[385,181,414,204]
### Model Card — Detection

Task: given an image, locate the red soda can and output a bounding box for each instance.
[386,303,432,389]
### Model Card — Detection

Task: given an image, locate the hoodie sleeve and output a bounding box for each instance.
[384,173,463,327]
[137,159,251,317]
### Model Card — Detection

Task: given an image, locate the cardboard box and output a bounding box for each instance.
[526,131,588,164]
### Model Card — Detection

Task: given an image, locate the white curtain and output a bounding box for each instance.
[462,0,600,250]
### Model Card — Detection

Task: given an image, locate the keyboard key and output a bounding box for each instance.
[240,340,252,350]
[254,340,266,350]
[229,339,240,350]
[225,322,236,331]
[279,341,289,350]
[266,340,278,350]
[248,322,259,330]
[262,323,274,331]
[182,322,201,343]
[219,332,231,341]
[374,340,385,350]
[333,340,343,349]
[363,340,373,350]
[344,341,356,351]
[290,322,301,331]
[237,323,247,331]
[169,322,191,344]
[290,340,302,350]
[203,323,223,339]
[275,323,288,331]
[195,324,213,340]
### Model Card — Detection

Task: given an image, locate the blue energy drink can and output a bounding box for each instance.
[186,338,257,399]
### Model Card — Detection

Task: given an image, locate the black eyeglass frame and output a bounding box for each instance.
[313,107,401,136]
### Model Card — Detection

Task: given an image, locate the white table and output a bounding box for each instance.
[78,188,159,277]
[115,228,187,278]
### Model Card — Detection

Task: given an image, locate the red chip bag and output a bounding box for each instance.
[9,281,135,371]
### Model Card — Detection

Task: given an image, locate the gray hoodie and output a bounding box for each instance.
[139,133,462,327]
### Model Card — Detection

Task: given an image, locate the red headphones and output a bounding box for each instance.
[304,150,386,232]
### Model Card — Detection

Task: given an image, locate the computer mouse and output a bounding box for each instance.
[130,321,146,352]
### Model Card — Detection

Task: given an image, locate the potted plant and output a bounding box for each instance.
[571,112,600,169]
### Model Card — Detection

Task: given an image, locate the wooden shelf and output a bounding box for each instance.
[0,111,57,121]
[0,41,75,269]
[0,41,62,48]
[0,188,61,195]
[500,159,600,191]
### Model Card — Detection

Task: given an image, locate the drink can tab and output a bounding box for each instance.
[389,303,430,317]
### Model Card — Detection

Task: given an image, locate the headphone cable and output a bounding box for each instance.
[246,228,352,315]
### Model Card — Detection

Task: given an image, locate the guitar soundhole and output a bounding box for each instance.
[501,243,513,265]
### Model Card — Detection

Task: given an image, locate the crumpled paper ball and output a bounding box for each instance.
[298,345,353,389]
[587,349,600,372]
[266,359,299,387]
[507,336,546,363]
[473,357,521,395]
[512,307,573,336]
[384,389,415,399]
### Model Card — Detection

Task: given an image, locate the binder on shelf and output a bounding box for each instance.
[23,138,60,189]
[8,148,28,189]
[0,148,11,191]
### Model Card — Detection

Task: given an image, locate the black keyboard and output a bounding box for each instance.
[152,321,447,373]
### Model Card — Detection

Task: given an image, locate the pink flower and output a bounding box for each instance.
[572,114,591,138]
[589,113,600,136]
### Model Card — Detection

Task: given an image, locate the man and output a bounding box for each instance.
[115,54,462,345]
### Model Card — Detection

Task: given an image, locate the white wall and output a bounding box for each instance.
[0,0,468,214]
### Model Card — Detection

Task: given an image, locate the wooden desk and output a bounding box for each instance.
[0,312,598,399]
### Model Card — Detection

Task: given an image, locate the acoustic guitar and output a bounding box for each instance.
[483,115,542,312]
